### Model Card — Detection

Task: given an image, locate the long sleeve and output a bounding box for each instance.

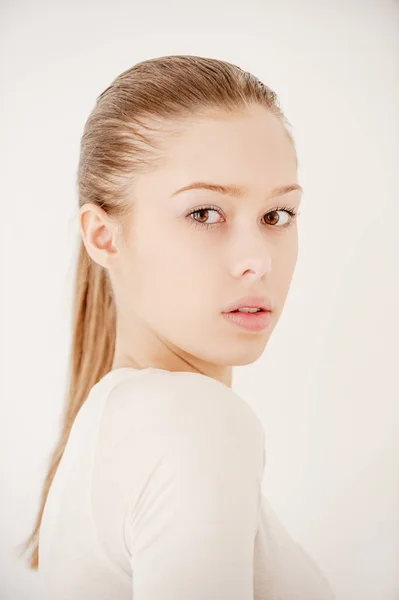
[94,370,265,600]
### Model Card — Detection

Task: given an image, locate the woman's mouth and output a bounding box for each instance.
[222,309,272,332]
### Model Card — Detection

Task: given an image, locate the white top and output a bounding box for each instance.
[38,367,335,599]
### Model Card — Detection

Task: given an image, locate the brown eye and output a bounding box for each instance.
[265,211,280,226]
[187,207,223,229]
[194,209,211,223]
[264,208,296,227]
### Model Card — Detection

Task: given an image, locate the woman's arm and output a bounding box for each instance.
[117,371,265,600]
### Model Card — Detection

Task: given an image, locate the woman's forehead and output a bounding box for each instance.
[131,108,298,202]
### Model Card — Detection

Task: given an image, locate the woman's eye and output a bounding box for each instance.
[188,208,222,228]
[265,210,291,227]
[186,206,298,230]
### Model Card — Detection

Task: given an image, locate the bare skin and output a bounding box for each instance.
[79,104,302,388]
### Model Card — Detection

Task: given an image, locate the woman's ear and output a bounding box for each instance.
[79,203,118,269]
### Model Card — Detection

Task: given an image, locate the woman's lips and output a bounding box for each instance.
[222,310,272,332]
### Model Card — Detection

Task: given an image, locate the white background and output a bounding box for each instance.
[1,0,398,598]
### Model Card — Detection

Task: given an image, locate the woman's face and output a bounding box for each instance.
[85,103,302,382]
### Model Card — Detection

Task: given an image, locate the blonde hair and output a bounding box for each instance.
[19,54,296,570]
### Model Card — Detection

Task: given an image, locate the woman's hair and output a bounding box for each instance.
[19,54,296,569]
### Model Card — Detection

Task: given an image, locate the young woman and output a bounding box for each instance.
[20,54,335,599]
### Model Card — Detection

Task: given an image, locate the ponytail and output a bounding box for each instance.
[17,239,116,569]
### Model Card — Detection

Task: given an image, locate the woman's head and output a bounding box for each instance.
[80,57,302,384]
[20,54,301,569]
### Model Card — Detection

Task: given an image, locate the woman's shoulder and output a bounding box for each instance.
[101,367,264,442]
[90,368,266,583]
[92,366,265,513]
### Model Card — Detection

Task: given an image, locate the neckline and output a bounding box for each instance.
[107,366,172,376]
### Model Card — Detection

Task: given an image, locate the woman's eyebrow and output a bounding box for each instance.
[170,181,303,200]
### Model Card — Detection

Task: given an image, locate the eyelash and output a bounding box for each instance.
[185,204,299,230]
